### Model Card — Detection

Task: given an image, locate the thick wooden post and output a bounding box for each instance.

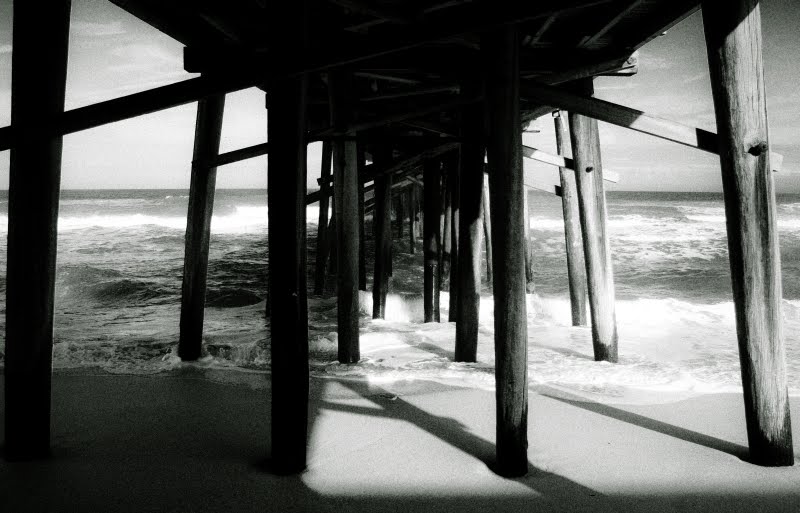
[703,0,794,466]
[449,151,461,322]
[178,94,225,361]
[568,80,618,363]
[4,0,71,461]
[455,83,484,362]
[372,146,392,319]
[408,187,417,254]
[314,141,333,295]
[523,189,536,294]
[481,172,493,284]
[268,2,309,475]
[330,71,360,363]
[423,159,442,322]
[554,111,588,327]
[483,26,528,477]
[357,144,368,292]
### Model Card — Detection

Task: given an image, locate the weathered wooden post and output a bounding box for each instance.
[423,159,442,322]
[330,71,360,363]
[554,111,588,326]
[396,194,405,238]
[267,0,309,475]
[448,151,460,321]
[314,141,333,295]
[4,0,71,461]
[483,26,528,477]
[481,172,493,284]
[455,82,484,362]
[703,0,794,466]
[178,94,225,361]
[568,80,618,362]
[439,168,452,295]
[523,188,536,293]
[408,187,417,254]
[357,144,367,292]
[372,146,392,319]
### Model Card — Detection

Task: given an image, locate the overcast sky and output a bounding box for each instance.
[0,0,799,191]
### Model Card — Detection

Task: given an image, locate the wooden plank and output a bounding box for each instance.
[483,25,529,478]
[372,145,393,318]
[4,0,71,461]
[580,0,646,48]
[314,141,333,295]
[178,94,225,361]
[568,80,618,363]
[0,73,261,152]
[521,82,784,172]
[455,79,484,362]
[554,111,588,327]
[522,145,619,182]
[423,158,442,322]
[268,2,309,475]
[330,70,361,364]
[703,0,793,466]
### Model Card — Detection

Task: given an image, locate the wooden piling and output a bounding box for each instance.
[554,111,588,327]
[523,189,536,294]
[423,159,442,322]
[408,187,417,254]
[330,71,361,363]
[703,0,794,466]
[372,146,392,319]
[455,82,484,362]
[396,193,405,238]
[449,150,461,322]
[481,172,493,284]
[314,141,333,295]
[440,168,452,294]
[568,80,618,362]
[4,0,71,461]
[178,94,225,361]
[483,25,529,477]
[357,143,367,292]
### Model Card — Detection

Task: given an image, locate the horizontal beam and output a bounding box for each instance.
[522,145,619,182]
[526,180,562,197]
[521,82,783,172]
[0,73,263,152]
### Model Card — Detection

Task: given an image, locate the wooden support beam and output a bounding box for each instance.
[455,80,484,362]
[4,0,71,462]
[580,0,646,48]
[372,146,392,318]
[523,145,621,183]
[521,82,783,172]
[314,142,333,295]
[440,165,452,295]
[178,94,225,361]
[358,144,368,292]
[568,80,618,363]
[408,187,418,254]
[484,26,529,478]
[0,73,261,152]
[481,173,493,284]
[703,0,793,466]
[330,70,361,363]
[449,150,461,322]
[268,3,309,475]
[524,188,536,294]
[554,111,588,327]
[359,85,459,102]
[423,158,442,322]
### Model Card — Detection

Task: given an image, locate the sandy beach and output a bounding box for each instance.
[2,369,800,512]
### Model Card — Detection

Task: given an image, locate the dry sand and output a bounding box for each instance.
[2,369,800,512]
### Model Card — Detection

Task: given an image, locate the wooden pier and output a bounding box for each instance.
[2,0,794,477]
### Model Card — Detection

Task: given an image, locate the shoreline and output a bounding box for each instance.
[2,370,800,512]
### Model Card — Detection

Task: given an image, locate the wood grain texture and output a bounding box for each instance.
[568,81,618,362]
[178,94,225,361]
[703,0,794,466]
[483,26,529,478]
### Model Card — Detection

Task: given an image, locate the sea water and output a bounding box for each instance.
[1,189,800,404]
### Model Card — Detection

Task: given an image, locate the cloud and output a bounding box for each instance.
[108,43,182,72]
[595,81,639,92]
[636,50,672,71]
[0,44,11,54]
[72,20,126,37]
[682,72,707,84]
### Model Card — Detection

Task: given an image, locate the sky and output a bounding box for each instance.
[0,0,799,191]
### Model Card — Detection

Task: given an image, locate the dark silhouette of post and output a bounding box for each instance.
[408,187,417,254]
[455,81,484,362]
[372,146,392,319]
[424,159,442,322]
[268,1,309,474]
[448,150,461,321]
[481,173,493,284]
[483,26,529,477]
[179,94,225,361]
[703,0,794,466]
[330,70,361,363]
[358,143,368,292]
[314,141,333,295]
[554,111,588,326]
[568,80,618,363]
[5,0,71,461]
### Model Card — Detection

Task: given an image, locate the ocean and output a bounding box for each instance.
[1,188,800,404]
